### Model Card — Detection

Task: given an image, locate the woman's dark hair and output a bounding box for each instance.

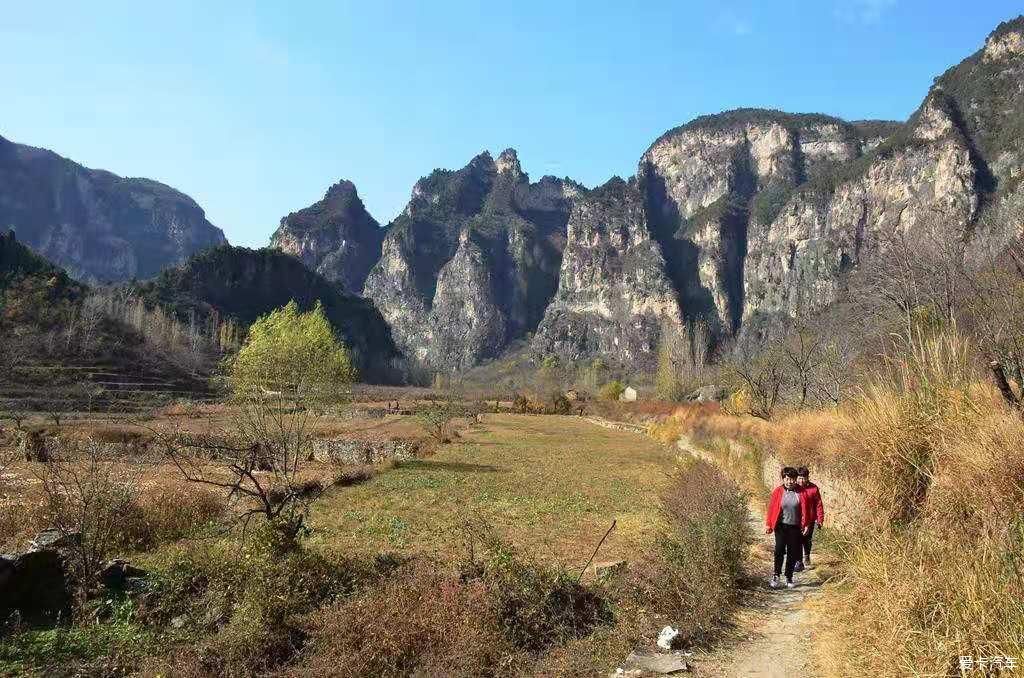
[781,466,799,479]
[797,466,810,478]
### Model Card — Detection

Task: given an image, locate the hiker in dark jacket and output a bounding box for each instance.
[764,466,811,589]
[795,466,824,570]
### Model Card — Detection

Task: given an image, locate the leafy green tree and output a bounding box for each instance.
[230,300,355,407]
[171,301,356,550]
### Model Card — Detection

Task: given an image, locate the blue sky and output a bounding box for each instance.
[2,1,1021,247]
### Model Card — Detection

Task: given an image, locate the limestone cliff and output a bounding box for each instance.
[743,16,1024,332]
[363,149,580,372]
[0,135,226,282]
[286,15,1024,374]
[269,180,384,294]
[638,110,885,335]
[742,97,979,329]
[532,177,684,370]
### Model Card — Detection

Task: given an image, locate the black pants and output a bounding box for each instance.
[801,523,815,561]
[773,523,802,580]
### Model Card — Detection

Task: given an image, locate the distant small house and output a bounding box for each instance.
[619,386,638,402]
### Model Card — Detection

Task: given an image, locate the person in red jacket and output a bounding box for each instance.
[764,466,811,589]
[795,466,824,570]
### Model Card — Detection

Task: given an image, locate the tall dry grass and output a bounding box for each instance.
[664,330,1024,675]
[811,332,1024,676]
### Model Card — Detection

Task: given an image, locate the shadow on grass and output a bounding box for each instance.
[398,460,506,473]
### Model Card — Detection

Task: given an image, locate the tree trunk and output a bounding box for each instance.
[990,360,1021,411]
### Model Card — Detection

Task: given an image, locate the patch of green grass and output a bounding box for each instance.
[0,598,167,677]
[310,414,679,569]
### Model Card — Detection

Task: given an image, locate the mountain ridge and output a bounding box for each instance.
[0,134,227,282]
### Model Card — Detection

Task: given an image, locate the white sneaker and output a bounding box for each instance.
[786,580,796,589]
[769,575,780,589]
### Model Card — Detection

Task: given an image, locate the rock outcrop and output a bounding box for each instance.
[533,177,684,371]
[269,180,385,294]
[742,96,980,330]
[364,149,581,372]
[0,135,226,282]
[638,110,888,335]
[742,16,1024,333]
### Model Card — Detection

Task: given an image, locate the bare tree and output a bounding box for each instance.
[852,211,969,342]
[163,427,324,549]
[33,443,143,593]
[0,329,32,380]
[729,342,789,420]
[76,294,105,355]
[815,334,855,407]
[416,397,463,443]
[780,321,824,407]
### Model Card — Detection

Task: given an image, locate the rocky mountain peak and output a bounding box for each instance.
[984,16,1024,61]
[363,148,582,371]
[467,150,497,173]
[269,178,383,293]
[283,14,1024,374]
[496,148,524,179]
[321,178,359,203]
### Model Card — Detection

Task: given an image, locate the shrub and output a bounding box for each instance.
[33,446,144,592]
[296,533,614,677]
[512,393,530,414]
[332,464,376,487]
[416,398,463,443]
[134,484,225,546]
[139,538,368,676]
[630,457,749,645]
[548,391,573,415]
[297,561,522,677]
[467,533,613,653]
[599,381,625,401]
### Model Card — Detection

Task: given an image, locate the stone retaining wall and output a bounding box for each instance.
[310,438,419,465]
[11,431,419,467]
[584,417,649,434]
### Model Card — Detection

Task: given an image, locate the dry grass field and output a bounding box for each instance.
[0,404,752,677]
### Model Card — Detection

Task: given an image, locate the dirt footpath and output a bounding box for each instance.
[677,435,828,678]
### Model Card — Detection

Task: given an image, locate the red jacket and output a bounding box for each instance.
[765,485,812,531]
[801,482,825,525]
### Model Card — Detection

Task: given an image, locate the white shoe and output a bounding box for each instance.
[769,575,780,589]
[786,580,796,589]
